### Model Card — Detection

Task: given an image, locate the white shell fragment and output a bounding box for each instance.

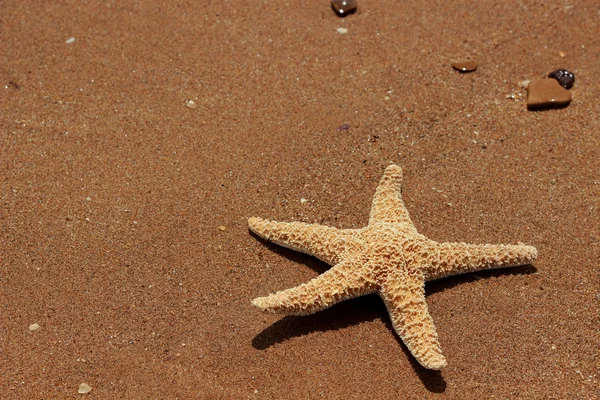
[78,383,92,394]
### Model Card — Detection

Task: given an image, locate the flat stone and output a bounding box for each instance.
[527,78,572,109]
[28,323,40,331]
[451,60,478,72]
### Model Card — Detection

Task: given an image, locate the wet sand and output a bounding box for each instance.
[1,1,599,398]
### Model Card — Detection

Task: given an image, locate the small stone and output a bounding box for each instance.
[336,27,348,35]
[78,383,92,394]
[85,197,91,201]
[218,226,226,231]
[28,323,40,331]
[337,123,350,132]
[451,60,478,72]
[527,78,572,109]
[331,0,357,16]
[548,69,575,89]
[65,37,75,44]
[185,100,198,109]
[300,198,308,204]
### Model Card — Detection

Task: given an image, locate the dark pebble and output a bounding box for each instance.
[548,69,575,89]
[331,0,357,17]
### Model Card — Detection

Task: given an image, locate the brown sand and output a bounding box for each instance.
[1,1,599,398]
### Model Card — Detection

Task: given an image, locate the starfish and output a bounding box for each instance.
[249,165,537,370]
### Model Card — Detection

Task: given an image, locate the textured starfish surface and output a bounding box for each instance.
[249,165,537,370]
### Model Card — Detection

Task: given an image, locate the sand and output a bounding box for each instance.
[1,1,599,398]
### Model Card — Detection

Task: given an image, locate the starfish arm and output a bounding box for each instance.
[248,217,352,265]
[252,257,377,316]
[368,165,416,230]
[424,242,538,281]
[380,271,447,370]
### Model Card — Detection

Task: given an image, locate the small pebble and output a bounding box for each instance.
[331,0,357,16]
[300,198,308,204]
[78,383,92,394]
[451,60,478,72]
[218,226,226,231]
[336,27,348,34]
[65,37,75,44]
[337,123,350,131]
[185,100,198,109]
[548,69,575,89]
[527,78,571,109]
[29,323,40,331]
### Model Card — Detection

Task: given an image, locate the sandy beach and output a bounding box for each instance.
[1,1,599,398]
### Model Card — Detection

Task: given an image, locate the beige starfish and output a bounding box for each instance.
[249,165,537,370]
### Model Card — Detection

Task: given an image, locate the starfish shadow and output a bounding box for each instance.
[250,232,331,273]
[425,264,538,296]
[252,294,447,391]
[252,296,382,350]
